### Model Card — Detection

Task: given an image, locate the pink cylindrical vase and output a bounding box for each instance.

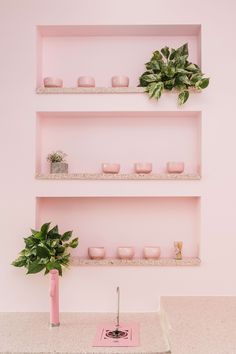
[134,163,152,174]
[49,269,60,327]
[111,76,129,87]
[88,247,106,260]
[77,76,95,87]
[117,247,134,260]
[44,77,63,88]
[167,162,185,173]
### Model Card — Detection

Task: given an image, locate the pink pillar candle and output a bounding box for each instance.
[49,269,60,327]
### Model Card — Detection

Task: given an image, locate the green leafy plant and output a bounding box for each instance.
[139,43,209,105]
[12,223,78,276]
[47,150,67,163]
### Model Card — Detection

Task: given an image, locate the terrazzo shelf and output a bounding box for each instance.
[71,257,201,266]
[0,313,170,354]
[36,87,145,94]
[36,87,200,94]
[36,173,201,180]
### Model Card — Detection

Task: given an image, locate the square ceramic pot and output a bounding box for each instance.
[50,162,68,174]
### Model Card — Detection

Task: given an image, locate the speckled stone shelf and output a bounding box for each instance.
[36,87,200,94]
[71,257,201,266]
[36,173,201,180]
[36,87,145,94]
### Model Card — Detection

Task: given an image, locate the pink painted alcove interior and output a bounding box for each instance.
[37,25,201,87]
[36,196,200,258]
[36,111,201,175]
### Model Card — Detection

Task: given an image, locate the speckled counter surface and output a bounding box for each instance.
[161,296,236,354]
[1,298,236,354]
[0,313,170,354]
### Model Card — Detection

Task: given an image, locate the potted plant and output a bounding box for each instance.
[47,150,68,174]
[139,43,209,105]
[12,222,78,275]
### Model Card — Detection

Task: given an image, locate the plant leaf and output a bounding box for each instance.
[69,237,79,249]
[186,63,200,73]
[195,78,209,90]
[164,64,175,78]
[56,246,66,254]
[178,90,189,105]
[177,75,191,85]
[24,236,38,248]
[164,79,175,90]
[140,73,162,83]
[61,231,73,241]
[40,222,51,238]
[153,82,164,99]
[36,245,50,258]
[152,50,163,61]
[48,225,58,237]
[27,261,45,274]
[12,257,27,267]
[176,43,189,57]
[145,60,161,72]
[146,82,159,98]
[169,48,176,60]
[161,46,170,60]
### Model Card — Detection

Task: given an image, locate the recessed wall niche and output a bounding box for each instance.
[36,196,201,261]
[36,111,201,177]
[36,25,201,88]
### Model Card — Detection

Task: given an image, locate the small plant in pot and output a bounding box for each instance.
[47,150,68,174]
[12,222,78,275]
[139,43,209,105]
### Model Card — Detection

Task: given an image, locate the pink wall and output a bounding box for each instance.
[0,0,236,312]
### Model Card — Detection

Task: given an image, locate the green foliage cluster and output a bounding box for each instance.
[47,150,67,163]
[12,223,78,276]
[139,43,209,105]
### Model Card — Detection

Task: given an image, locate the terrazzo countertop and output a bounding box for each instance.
[1,297,236,354]
[161,296,236,354]
[0,312,170,354]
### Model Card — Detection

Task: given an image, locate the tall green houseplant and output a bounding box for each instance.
[139,43,209,104]
[12,222,78,275]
